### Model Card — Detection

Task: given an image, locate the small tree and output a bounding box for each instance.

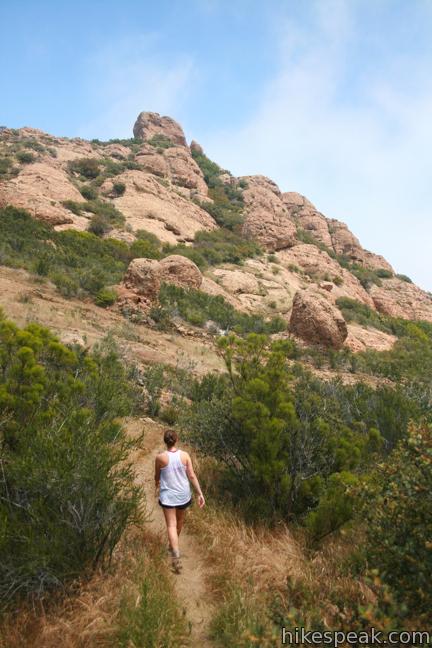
[363,423,432,619]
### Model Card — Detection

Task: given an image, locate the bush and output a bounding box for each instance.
[363,423,432,619]
[158,283,286,335]
[80,184,98,200]
[16,150,35,164]
[375,268,393,279]
[63,199,125,233]
[0,315,142,607]
[68,157,101,179]
[396,273,413,283]
[147,134,175,149]
[113,181,126,196]
[182,335,378,525]
[0,206,130,301]
[95,287,117,307]
[192,150,245,230]
[0,157,13,175]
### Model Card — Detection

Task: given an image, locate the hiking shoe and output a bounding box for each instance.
[172,556,182,574]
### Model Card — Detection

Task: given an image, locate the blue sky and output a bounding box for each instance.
[2,0,432,290]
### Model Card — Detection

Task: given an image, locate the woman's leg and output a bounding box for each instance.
[176,508,187,537]
[162,507,179,554]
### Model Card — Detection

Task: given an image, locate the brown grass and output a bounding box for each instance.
[0,527,170,648]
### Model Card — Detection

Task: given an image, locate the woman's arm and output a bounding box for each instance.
[185,453,205,508]
[154,455,161,496]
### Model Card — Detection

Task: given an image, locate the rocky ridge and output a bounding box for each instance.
[1,111,431,350]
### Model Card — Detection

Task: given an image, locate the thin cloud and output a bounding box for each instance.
[77,36,196,140]
[202,1,432,290]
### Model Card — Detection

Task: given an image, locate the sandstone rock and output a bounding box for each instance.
[282,192,394,273]
[211,268,260,294]
[133,112,187,147]
[163,146,208,195]
[190,140,203,154]
[369,278,432,322]
[290,288,348,348]
[241,175,297,251]
[345,324,396,353]
[102,143,131,160]
[124,258,161,300]
[278,244,375,307]
[200,276,244,310]
[159,255,202,289]
[329,219,393,273]
[0,162,83,225]
[101,170,216,244]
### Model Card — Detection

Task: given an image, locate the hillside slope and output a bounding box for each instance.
[1,112,432,355]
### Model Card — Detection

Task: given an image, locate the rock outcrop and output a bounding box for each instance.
[136,145,208,197]
[124,258,161,300]
[0,162,84,226]
[123,254,202,300]
[101,170,216,244]
[370,278,432,321]
[282,192,393,273]
[277,244,375,307]
[290,288,348,348]
[159,255,202,289]
[133,112,187,147]
[190,140,203,155]
[241,176,297,251]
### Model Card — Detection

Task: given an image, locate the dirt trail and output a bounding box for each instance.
[128,419,214,647]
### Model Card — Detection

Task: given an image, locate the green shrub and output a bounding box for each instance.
[95,287,117,307]
[0,157,13,175]
[141,364,165,416]
[0,316,142,607]
[183,335,378,525]
[63,199,125,233]
[16,150,35,164]
[363,423,432,619]
[130,238,161,260]
[113,181,126,196]
[89,214,111,236]
[158,283,286,335]
[80,184,98,200]
[396,273,413,283]
[147,134,175,149]
[375,268,393,279]
[192,150,245,230]
[0,206,130,301]
[68,157,101,179]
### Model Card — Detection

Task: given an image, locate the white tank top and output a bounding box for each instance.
[159,450,191,507]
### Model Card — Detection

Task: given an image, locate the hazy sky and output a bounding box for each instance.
[2,0,432,290]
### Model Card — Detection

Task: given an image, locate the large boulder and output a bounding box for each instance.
[290,288,348,349]
[159,255,202,289]
[133,111,187,147]
[241,176,297,251]
[123,254,202,301]
[124,258,161,300]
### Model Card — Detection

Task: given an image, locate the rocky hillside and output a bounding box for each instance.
[1,111,431,352]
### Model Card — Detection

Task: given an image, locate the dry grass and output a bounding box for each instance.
[0,527,183,648]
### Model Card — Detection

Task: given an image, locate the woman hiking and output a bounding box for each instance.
[155,429,205,572]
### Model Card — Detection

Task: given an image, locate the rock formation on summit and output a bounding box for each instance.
[133,112,187,147]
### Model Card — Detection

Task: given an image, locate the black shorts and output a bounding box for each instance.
[159,498,192,510]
